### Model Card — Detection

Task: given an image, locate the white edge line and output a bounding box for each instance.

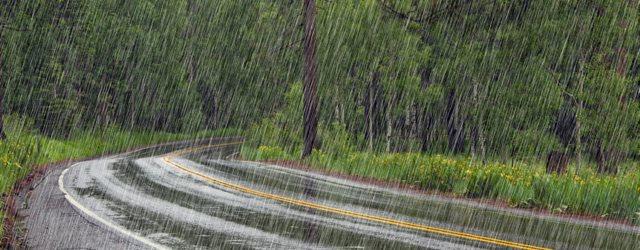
[58,165,168,250]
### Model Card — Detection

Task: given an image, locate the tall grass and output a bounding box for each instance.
[243,145,640,224]
[0,115,241,237]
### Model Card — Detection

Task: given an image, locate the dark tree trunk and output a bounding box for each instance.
[364,71,380,151]
[98,74,110,127]
[595,143,623,175]
[205,92,217,128]
[385,96,394,152]
[0,33,5,140]
[418,67,432,152]
[469,80,486,161]
[445,89,465,153]
[302,0,318,158]
[184,0,198,87]
[546,151,569,174]
[0,83,5,140]
[419,108,433,153]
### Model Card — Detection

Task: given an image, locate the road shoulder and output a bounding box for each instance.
[10,163,145,249]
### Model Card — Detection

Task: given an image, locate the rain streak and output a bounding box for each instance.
[0,1,639,249]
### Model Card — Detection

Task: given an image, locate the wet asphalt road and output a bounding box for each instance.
[20,140,640,249]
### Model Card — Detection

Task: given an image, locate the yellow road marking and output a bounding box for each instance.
[165,142,550,250]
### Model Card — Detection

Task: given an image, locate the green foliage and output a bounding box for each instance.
[1,0,640,231]
[246,146,640,224]
[581,62,637,157]
[0,137,40,194]
[318,122,356,155]
[0,113,238,237]
[2,0,639,164]
[241,145,295,162]
[245,82,304,154]
[2,0,292,134]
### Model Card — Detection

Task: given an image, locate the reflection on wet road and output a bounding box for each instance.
[58,140,637,249]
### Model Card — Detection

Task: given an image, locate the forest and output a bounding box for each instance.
[1,0,640,225]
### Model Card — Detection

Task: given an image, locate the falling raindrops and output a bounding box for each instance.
[0,0,639,249]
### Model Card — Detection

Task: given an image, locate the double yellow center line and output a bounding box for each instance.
[163,142,550,250]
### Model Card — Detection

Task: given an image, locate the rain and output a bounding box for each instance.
[0,0,639,249]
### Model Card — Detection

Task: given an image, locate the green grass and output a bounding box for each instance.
[242,145,640,225]
[0,122,240,238]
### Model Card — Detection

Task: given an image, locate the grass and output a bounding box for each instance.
[0,120,240,238]
[242,145,640,225]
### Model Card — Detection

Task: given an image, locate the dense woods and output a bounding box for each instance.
[1,0,639,173]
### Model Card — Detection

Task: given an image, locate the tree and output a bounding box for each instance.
[0,0,31,140]
[302,0,319,158]
[0,35,6,140]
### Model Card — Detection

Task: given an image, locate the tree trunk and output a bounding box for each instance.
[418,67,433,152]
[367,84,374,151]
[446,89,465,153]
[407,101,417,140]
[302,0,319,158]
[419,106,433,153]
[385,98,393,152]
[0,33,6,140]
[574,59,585,174]
[339,102,345,124]
[477,118,486,161]
[184,0,198,87]
[546,151,569,174]
[365,71,380,151]
[98,75,110,127]
[472,81,486,161]
[0,80,5,140]
[595,142,622,175]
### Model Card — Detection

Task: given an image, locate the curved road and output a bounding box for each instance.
[20,139,639,249]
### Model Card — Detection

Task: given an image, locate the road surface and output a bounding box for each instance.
[19,139,639,249]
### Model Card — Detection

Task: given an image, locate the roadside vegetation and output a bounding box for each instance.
[244,145,640,224]
[242,82,640,225]
[0,115,238,237]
